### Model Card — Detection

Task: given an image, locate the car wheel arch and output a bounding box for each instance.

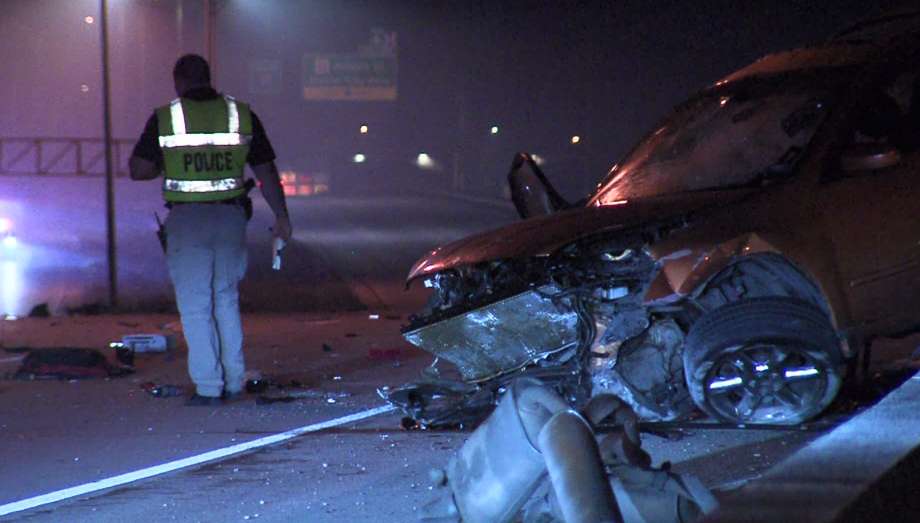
[646,233,844,325]
[691,252,831,316]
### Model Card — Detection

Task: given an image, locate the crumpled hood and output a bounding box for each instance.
[407,189,754,283]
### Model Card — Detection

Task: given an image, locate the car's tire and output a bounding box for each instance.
[682,296,843,425]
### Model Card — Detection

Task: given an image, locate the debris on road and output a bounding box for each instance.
[382,380,494,430]
[110,342,135,366]
[142,382,184,397]
[245,378,270,394]
[120,334,171,353]
[14,348,130,380]
[108,334,172,367]
[322,343,334,353]
[28,303,50,318]
[419,378,718,523]
[256,389,352,405]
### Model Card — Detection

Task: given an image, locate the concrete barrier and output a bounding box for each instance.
[704,371,920,522]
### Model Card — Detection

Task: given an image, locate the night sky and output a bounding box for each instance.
[0,0,907,197]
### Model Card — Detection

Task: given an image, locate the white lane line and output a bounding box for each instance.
[0,404,395,517]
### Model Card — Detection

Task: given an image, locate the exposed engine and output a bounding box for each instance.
[391,238,695,426]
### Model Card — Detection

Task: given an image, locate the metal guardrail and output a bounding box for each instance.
[0,137,134,177]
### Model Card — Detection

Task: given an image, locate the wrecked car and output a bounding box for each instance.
[386,13,920,427]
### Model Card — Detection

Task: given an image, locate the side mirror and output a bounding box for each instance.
[507,153,570,219]
[839,143,901,173]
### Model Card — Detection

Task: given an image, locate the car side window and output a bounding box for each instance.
[867,70,920,151]
[824,71,918,181]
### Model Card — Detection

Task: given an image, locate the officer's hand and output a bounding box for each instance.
[273,215,292,242]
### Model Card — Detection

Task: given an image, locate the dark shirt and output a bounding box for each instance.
[131,87,276,169]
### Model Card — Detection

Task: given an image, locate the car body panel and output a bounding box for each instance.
[645,233,781,303]
[717,44,875,86]
[406,189,756,284]
[818,153,920,336]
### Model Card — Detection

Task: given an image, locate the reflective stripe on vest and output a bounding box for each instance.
[163,177,244,193]
[159,133,249,148]
[159,97,249,149]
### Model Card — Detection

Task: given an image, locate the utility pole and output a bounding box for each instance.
[204,0,216,77]
[100,0,118,308]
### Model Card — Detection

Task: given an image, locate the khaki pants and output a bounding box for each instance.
[165,202,248,397]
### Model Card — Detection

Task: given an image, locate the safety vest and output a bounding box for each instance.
[156,95,252,202]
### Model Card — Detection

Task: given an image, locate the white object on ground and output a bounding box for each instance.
[121,334,169,353]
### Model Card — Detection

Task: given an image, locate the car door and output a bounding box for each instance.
[820,140,920,334]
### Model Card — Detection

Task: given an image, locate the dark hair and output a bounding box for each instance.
[173,54,211,84]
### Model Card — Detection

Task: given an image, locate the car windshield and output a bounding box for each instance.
[589,75,837,204]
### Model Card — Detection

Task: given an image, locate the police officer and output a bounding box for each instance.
[129,54,292,406]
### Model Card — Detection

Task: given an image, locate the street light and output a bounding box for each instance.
[417,153,433,168]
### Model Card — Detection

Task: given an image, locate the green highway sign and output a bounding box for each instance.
[303,54,398,101]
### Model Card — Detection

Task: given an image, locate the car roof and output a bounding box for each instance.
[716,9,920,87]
[831,8,920,43]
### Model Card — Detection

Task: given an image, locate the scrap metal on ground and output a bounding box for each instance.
[419,378,717,523]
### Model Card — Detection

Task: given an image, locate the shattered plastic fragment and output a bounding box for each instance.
[246,379,269,394]
[144,383,183,397]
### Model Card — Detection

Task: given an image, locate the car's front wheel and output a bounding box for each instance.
[682,297,843,425]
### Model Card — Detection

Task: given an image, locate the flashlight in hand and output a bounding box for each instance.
[271,237,286,271]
